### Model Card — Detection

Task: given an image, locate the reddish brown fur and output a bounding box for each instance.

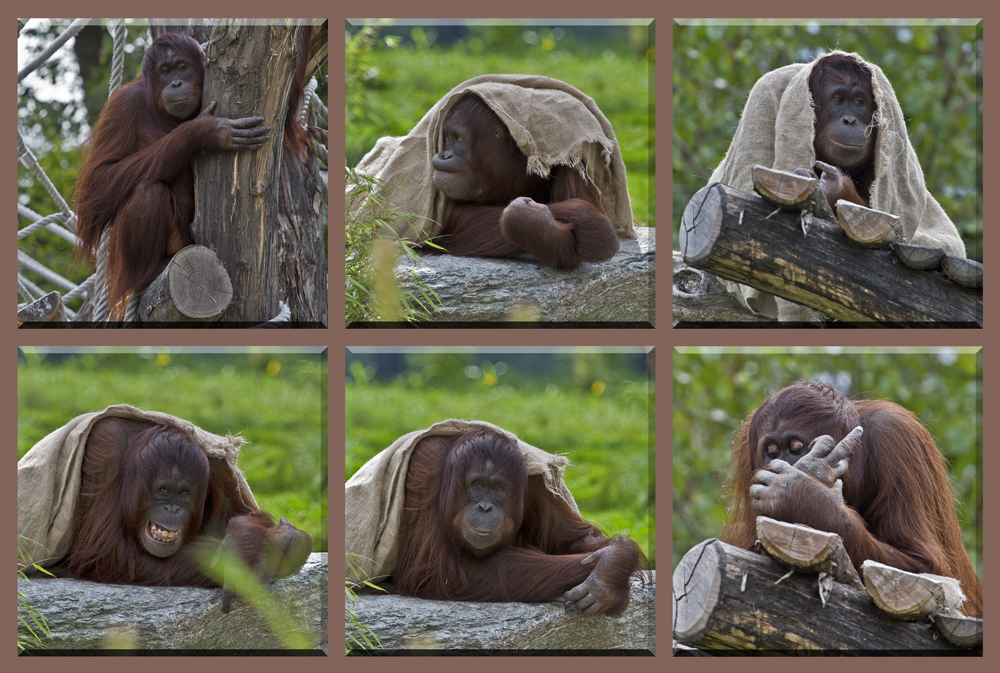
[808,55,877,208]
[430,95,620,269]
[63,417,308,595]
[394,430,644,616]
[722,381,983,617]
[74,34,213,317]
[74,31,312,318]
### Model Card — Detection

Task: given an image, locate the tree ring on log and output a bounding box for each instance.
[672,539,724,642]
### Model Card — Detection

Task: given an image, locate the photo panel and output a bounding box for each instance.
[346,19,655,327]
[345,346,655,653]
[672,347,982,653]
[17,19,328,327]
[17,347,328,653]
[673,19,981,327]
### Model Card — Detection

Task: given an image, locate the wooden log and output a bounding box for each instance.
[751,165,818,209]
[672,252,773,325]
[932,614,983,648]
[18,290,68,325]
[835,200,900,248]
[755,517,863,591]
[861,560,965,620]
[138,245,233,323]
[679,182,982,325]
[941,253,983,288]
[751,165,837,222]
[672,539,977,654]
[895,243,945,270]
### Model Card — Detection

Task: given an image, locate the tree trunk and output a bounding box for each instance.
[190,22,326,325]
[275,151,327,324]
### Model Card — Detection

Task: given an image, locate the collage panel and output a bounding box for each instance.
[17,19,328,327]
[16,347,329,653]
[673,20,981,327]
[672,347,983,654]
[345,347,655,653]
[346,19,655,327]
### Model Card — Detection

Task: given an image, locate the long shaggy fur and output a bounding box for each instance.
[431,94,619,268]
[722,380,982,617]
[393,430,644,614]
[63,417,290,589]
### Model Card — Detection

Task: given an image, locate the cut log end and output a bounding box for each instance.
[835,201,900,248]
[894,243,945,270]
[139,244,233,322]
[861,559,965,621]
[756,516,863,590]
[672,539,723,642]
[941,253,983,288]
[931,613,983,648]
[680,183,725,265]
[752,165,819,209]
[18,290,68,325]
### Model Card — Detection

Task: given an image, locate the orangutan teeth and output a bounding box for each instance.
[148,523,180,542]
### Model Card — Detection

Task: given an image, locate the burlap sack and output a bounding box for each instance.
[17,405,255,572]
[710,51,966,321]
[345,420,578,585]
[352,74,637,243]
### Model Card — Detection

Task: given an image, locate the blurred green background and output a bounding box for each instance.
[345,348,655,567]
[672,347,982,581]
[17,348,327,553]
[346,20,656,227]
[673,20,982,261]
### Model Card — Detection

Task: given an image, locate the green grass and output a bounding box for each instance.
[347,38,656,227]
[346,377,655,566]
[17,350,327,552]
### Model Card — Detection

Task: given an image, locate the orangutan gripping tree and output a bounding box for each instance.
[74,24,328,324]
[73,32,270,318]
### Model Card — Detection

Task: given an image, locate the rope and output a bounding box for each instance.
[107,19,126,95]
[301,77,317,123]
[86,20,131,322]
[17,18,88,82]
[71,22,128,322]
[18,278,36,304]
[309,88,328,120]
[18,129,74,220]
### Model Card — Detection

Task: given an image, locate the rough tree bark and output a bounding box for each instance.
[187,21,327,325]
